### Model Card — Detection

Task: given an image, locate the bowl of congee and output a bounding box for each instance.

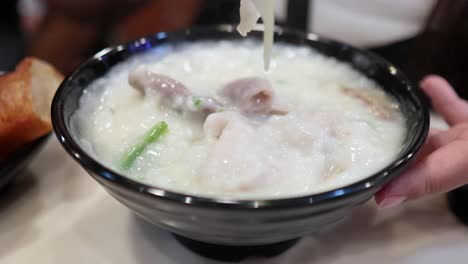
[51,2,428,249]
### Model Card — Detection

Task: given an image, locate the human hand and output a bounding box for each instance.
[376,75,468,208]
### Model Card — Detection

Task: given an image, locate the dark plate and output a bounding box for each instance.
[0,134,50,191]
[51,25,430,247]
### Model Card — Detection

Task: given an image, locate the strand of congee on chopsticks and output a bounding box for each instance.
[238,0,275,71]
[119,0,275,170]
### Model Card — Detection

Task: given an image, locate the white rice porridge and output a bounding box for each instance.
[74,40,406,199]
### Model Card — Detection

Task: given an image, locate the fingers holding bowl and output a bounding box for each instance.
[376,75,468,208]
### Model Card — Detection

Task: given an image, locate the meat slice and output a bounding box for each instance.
[200,113,267,193]
[341,87,399,120]
[220,77,287,115]
[129,65,189,102]
[203,111,251,139]
[129,65,223,114]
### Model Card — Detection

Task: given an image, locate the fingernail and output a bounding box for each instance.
[378,197,407,209]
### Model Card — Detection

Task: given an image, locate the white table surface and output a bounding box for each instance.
[1,115,467,264]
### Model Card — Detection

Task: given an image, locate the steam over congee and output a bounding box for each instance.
[74,41,406,198]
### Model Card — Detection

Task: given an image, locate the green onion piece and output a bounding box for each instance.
[120,121,168,170]
[365,120,377,130]
[193,97,203,107]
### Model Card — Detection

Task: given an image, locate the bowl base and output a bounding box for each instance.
[173,234,300,262]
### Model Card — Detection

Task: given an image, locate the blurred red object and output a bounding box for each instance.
[28,0,204,74]
[115,0,204,42]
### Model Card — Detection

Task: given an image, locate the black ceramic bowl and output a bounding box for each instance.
[52,25,429,246]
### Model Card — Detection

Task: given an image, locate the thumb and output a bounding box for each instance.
[421,75,468,126]
[376,138,468,208]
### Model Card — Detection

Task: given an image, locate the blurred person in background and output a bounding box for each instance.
[27,0,203,73]
[17,0,46,37]
[0,0,24,71]
[25,0,467,96]
[13,0,468,208]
